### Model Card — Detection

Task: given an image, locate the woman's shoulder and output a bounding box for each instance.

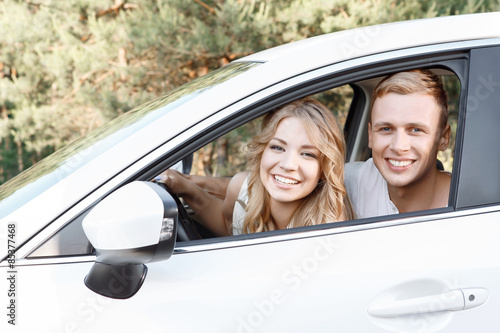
[232,171,249,184]
[227,172,249,199]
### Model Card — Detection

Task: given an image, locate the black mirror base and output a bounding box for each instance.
[84,262,148,299]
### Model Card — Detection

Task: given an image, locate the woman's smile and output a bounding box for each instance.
[273,174,300,185]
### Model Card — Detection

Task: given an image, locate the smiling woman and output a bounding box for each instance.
[240,98,354,234]
[162,98,354,236]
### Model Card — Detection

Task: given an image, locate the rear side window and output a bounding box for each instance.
[457,46,500,208]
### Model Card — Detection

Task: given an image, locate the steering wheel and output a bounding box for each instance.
[155,182,202,242]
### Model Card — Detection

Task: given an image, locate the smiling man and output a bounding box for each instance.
[345,69,452,218]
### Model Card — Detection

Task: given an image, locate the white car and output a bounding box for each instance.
[2,12,500,333]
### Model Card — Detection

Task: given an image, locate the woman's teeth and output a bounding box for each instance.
[274,175,298,185]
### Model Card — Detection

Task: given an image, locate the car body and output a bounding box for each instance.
[1,12,500,332]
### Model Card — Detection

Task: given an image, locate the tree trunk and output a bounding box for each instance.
[215,137,228,177]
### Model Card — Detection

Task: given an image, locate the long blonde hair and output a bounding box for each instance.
[242,97,353,233]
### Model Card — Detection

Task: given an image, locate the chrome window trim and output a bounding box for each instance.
[174,204,500,255]
[0,255,95,267]
[19,37,500,260]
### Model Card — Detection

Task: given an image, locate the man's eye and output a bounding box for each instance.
[411,128,422,133]
[380,127,391,132]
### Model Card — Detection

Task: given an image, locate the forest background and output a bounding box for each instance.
[1,0,499,184]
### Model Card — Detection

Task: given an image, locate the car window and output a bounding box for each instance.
[170,68,461,240]
[457,45,500,208]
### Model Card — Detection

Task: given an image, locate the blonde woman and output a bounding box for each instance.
[164,98,353,236]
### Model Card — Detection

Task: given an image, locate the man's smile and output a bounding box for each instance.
[387,159,414,167]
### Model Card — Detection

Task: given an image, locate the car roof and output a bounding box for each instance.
[236,12,500,71]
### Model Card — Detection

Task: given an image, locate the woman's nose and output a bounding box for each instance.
[280,152,299,170]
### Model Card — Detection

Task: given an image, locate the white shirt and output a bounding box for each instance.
[344,158,399,219]
[232,176,249,235]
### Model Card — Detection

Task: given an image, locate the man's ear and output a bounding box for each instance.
[438,124,451,151]
[368,122,373,149]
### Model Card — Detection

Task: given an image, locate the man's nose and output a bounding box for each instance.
[390,130,410,153]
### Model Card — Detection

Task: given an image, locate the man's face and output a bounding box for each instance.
[368,93,450,189]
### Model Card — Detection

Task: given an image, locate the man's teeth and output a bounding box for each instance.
[274,175,298,185]
[389,159,413,167]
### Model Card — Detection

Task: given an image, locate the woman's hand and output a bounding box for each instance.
[161,169,189,195]
[156,169,233,236]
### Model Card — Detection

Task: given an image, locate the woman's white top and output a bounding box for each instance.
[231,176,249,235]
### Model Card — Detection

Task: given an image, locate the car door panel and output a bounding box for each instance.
[6,207,498,332]
[150,210,499,332]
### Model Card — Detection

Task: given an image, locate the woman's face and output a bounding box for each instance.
[260,117,322,207]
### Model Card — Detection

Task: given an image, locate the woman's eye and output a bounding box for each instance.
[270,145,284,152]
[302,152,317,158]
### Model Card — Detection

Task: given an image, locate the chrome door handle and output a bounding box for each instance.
[368,288,488,318]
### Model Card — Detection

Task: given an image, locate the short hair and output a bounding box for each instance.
[370,69,449,130]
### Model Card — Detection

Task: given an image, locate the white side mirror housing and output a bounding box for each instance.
[82,181,178,299]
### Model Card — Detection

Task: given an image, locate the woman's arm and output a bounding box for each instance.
[184,174,231,200]
[162,169,229,236]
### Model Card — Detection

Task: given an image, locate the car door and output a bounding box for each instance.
[2,43,500,333]
[145,45,500,333]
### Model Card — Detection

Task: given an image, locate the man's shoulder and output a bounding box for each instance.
[345,158,379,180]
[345,158,383,201]
[344,158,398,218]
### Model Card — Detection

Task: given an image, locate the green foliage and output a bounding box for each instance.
[0,0,498,183]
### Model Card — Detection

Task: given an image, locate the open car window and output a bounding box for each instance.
[166,68,460,241]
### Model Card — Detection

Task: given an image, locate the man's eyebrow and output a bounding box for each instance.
[372,121,393,127]
[372,121,431,128]
[407,122,431,129]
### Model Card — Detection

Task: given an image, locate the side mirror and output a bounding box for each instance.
[82,181,178,299]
